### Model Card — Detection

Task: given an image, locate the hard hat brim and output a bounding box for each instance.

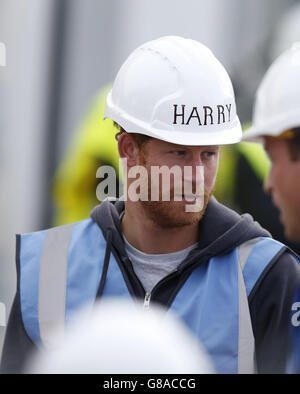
[105,95,243,146]
[242,126,266,144]
[140,122,243,146]
[106,115,243,146]
[242,114,300,143]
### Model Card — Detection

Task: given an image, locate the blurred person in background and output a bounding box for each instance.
[52,84,122,226]
[243,42,300,373]
[1,35,300,375]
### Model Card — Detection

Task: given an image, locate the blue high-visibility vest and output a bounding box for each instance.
[18,218,287,373]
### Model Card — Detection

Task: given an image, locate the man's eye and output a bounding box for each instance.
[171,151,186,156]
[202,151,216,158]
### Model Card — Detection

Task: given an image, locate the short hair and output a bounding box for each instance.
[284,127,300,162]
[114,122,151,149]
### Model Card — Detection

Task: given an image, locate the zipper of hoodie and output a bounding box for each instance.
[143,292,151,309]
[127,256,179,310]
[127,253,210,310]
[142,268,181,310]
[144,250,216,309]
[126,256,181,310]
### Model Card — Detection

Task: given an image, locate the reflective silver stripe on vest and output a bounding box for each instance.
[237,237,260,374]
[38,223,74,349]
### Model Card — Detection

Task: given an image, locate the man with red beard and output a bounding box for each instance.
[121,133,216,233]
[2,36,300,374]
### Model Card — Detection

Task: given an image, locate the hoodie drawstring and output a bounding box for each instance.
[97,229,112,299]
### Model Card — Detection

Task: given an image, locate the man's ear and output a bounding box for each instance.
[118,133,139,167]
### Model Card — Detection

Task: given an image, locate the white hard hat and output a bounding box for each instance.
[243,43,300,143]
[27,299,214,374]
[104,36,242,146]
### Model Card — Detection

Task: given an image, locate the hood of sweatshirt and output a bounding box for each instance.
[91,196,271,262]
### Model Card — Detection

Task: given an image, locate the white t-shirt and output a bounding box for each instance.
[123,234,198,293]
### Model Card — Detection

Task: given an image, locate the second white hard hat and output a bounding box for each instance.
[243,43,300,143]
[27,299,214,374]
[104,36,242,146]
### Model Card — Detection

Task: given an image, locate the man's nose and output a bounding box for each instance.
[191,152,203,168]
[184,155,203,184]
